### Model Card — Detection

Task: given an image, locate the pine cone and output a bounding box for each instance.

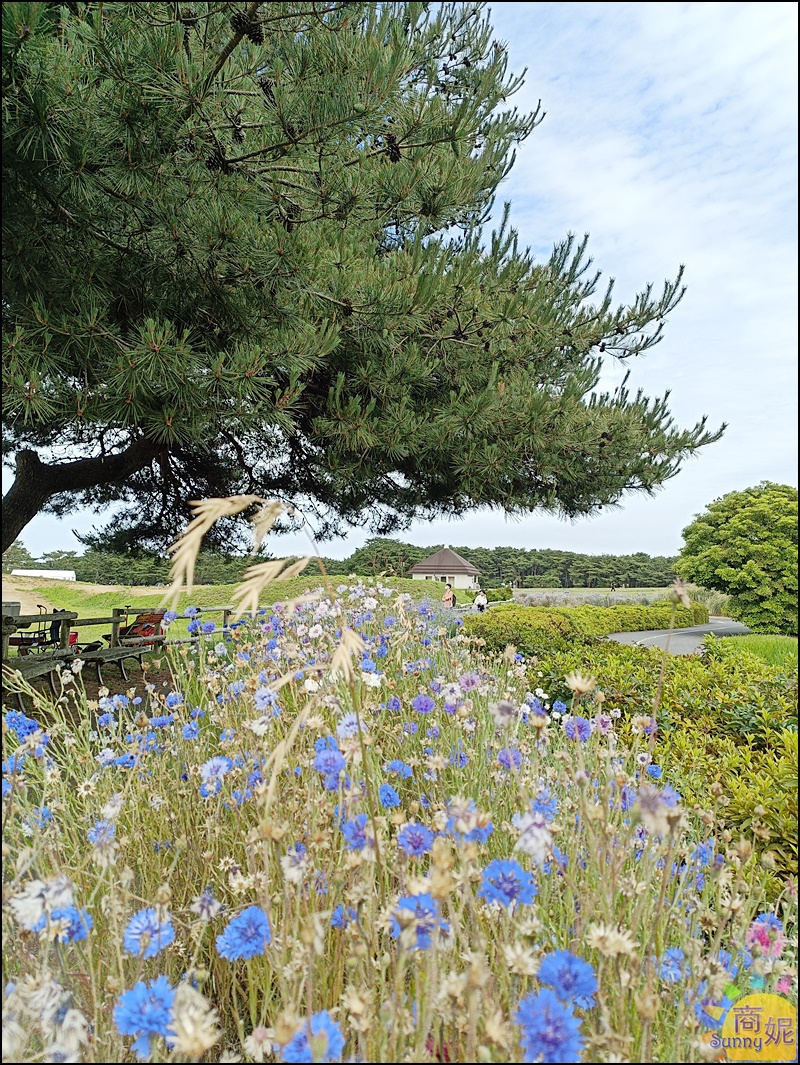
[258,76,276,107]
[206,150,232,174]
[385,133,401,163]
[245,20,263,45]
[230,11,251,35]
[341,297,354,317]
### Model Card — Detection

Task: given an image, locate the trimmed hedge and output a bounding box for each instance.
[462,601,709,652]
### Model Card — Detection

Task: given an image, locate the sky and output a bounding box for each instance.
[6,1,798,562]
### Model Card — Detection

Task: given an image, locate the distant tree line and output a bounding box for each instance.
[3,538,677,589]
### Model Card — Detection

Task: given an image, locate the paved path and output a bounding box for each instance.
[606,617,751,655]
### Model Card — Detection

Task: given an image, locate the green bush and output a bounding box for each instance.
[462,601,709,651]
[526,637,798,880]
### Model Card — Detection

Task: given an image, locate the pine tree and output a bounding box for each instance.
[2,2,724,553]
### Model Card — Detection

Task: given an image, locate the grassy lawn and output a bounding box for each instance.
[723,633,799,668]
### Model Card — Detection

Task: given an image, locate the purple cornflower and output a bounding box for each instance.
[514,988,584,1064]
[498,747,522,771]
[281,1010,345,1063]
[389,893,449,951]
[537,950,597,1008]
[216,906,271,961]
[478,860,537,907]
[564,716,592,742]
[123,908,175,959]
[201,621,216,634]
[114,976,175,1061]
[397,822,435,858]
[411,693,435,715]
[458,672,481,692]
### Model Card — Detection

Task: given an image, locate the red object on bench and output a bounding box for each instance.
[105,611,166,647]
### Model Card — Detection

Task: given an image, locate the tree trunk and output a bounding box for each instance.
[2,440,159,554]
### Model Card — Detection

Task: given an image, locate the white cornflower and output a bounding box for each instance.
[512,811,553,868]
[170,983,221,1059]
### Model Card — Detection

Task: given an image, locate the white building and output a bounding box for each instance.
[409,546,480,590]
[11,569,77,581]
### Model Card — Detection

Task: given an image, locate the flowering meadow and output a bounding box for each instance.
[2,574,797,1063]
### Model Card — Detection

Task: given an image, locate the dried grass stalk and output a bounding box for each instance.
[163,495,265,606]
[229,556,312,620]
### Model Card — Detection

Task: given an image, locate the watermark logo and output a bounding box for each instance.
[709,993,797,1062]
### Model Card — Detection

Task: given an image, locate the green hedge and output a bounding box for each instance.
[525,638,798,882]
[462,586,514,604]
[462,601,709,652]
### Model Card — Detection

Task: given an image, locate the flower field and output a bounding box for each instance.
[2,576,797,1063]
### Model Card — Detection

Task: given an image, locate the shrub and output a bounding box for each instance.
[530,637,798,879]
[463,601,709,652]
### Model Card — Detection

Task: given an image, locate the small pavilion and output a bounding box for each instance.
[409,546,480,590]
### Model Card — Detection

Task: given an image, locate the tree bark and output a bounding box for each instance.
[2,439,159,554]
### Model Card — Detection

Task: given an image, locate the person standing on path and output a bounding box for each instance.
[441,584,456,608]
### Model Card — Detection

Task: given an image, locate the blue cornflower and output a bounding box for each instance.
[30,807,53,828]
[98,712,115,729]
[281,1010,345,1063]
[537,950,597,1009]
[411,693,435,714]
[216,905,271,961]
[184,607,200,618]
[341,813,371,851]
[478,859,537,907]
[200,756,233,782]
[255,686,279,712]
[426,726,440,739]
[165,691,184,708]
[533,789,558,820]
[445,800,493,845]
[87,819,115,846]
[123,908,175,959]
[4,710,40,740]
[148,714,174,729]
[360,657,377,672]
[397,822,435,858]
[754,913,783,932]
[114,976,175,1062]
[219,728,236,742]
[379,784,401,809]
[514,988,584,1064]
[114,753,137,768]
[498,747,522,771]
[384,616,396,627]
[564,716,592,742]
[404,721,419,735]
[50,906,93,943]
[659,947,687,984]
[162,610,178,624]
[313,744,347,790]
[190,707,205,719]
[386,760,413,778]
[331,905,357,930]
[182,721,199,740]
[646,764,663,779]
[552,700,567,713]
[201,621,216,634]
[389,893,449,951]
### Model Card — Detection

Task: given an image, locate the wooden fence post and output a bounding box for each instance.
[59,618,71,650]
[111,608,123,648]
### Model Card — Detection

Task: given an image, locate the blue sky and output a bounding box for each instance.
[6,1,798,561]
